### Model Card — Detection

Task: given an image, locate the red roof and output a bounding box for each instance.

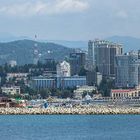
[111,89,135,93]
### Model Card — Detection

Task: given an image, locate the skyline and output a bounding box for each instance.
[0,0,140,40]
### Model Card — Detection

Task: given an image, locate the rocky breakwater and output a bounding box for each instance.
[0,106,140,115]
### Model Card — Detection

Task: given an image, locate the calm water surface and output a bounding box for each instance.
[0,115,140,140]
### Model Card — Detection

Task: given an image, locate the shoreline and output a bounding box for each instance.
[0,106,140,115]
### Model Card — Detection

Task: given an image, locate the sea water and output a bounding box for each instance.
[0,115,140,140]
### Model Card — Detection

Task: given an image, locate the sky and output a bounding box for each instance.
[0,0,140,40]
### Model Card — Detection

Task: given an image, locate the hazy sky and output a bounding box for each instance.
[0,0,140,40]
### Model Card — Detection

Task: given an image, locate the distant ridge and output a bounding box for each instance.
[0,39,73,65]
[106,36,140,52]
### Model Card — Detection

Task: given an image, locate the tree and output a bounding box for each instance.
[78,66,87,76]
[61,89,74,98]
[39,89,50,99]
[98,78,115,97]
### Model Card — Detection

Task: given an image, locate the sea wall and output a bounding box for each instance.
[0,106,140,115]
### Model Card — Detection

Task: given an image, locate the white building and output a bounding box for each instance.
[8,60,17,67]
[1,86,21,95]
[57,61,71,77]
[7,73,28,80]
[6,73,29,85]
[74,86,96,99]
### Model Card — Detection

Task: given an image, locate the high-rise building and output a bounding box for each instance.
[69,53,86,76]
[94,40,123,77]
[115,52,140,88]
[57,61,71,77]
[87,40,94,70]
[138,50,140,59]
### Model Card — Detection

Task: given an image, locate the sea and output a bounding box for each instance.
[0,115,140,140]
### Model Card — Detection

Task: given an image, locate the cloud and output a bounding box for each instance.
[0,0,89,17]
[116,10,128,19]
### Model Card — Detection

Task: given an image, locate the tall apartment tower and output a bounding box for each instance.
[87,40,94,70]
[94,40,123,77]
[69,53,86,76]
[115,52,140,88]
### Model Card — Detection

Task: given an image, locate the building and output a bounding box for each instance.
[87,40,94,70]
[69,53,86,76]
[115,52,140,88]
[74,86,96,99]
[31,76,56,89]
[94,40,123,77]
[6,73,29,85]
[1,86,21,95]
[111,88,140,99]
[86,70,102,86]
[86,70,96,86]
[57,61,71,77]
[57,76,86,89]
[31,76,87,89]
[138,50,140,59]
[7,73,28,81]
[8,60,17,67]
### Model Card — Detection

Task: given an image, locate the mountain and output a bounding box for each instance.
[46,36,140,52]
[0,40,73,65]
[44,40,87,49]
[106,36,140,52]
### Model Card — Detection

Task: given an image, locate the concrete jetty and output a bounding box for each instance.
[0,105,140,115]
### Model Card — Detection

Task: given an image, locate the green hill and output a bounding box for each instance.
[0,40,73,65]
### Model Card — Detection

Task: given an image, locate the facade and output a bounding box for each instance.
[57,61,71,77]
[31,76,56,89]
[94,40,123,77]
[57,76,86,89]
[97,72,102,86]
[87,40,94,71]
[1,86,20,95]
[86,70,102,86]
[74,86,96,99]
[31,76,87,89]
[86,70,97,86]
[115,52,140,88]
[111,88,140,99]
[8,60,17,67]
[7,73,28,80]
[69,53,86,76]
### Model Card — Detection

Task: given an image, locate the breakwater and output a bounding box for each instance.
[0,106,140,115]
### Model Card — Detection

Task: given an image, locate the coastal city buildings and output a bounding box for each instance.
[115,52,140,88]
[7,73,28,81]
[8,60,17,67]
[56,76,86,89]
[87,40,94,71]
[1,86,21,95]
[69,52,86,76]
[94,40,123,78]
[74,86,96,99]
[57,61,71,77]
[111,88,140,99]
[31,76,86,89]
[86,71,102,86]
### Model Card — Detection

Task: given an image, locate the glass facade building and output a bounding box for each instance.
[115,52,140,88]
